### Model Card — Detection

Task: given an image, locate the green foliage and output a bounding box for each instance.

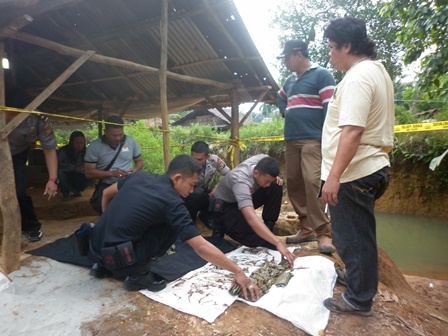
[272,0,403,83]
[381,0,448,101]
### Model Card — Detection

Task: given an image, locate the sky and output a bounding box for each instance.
[233,0,282,80]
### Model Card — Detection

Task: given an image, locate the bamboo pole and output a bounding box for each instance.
[159,0,170,170]
[0,42,21,273]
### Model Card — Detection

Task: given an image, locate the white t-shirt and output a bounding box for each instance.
[321,60,394,183]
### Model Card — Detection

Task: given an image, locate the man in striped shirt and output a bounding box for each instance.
[277,39,336,253]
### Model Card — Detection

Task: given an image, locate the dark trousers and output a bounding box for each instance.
[13,149,41,232]
[183,186,209,221]
[214,182,282,249]
[329,167,390,310]
[58,170,93,195]
[93,223,177,278]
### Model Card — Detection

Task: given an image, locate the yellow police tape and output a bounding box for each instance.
[394,121,448,133]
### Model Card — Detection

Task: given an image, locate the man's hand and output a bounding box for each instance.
[275,176,284,186]
[276,243,296,267]
[233,270,261,301]
[322,175,340,206]
[43,180,58,200]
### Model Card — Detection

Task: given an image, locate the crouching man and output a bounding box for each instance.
[88,154,261,300]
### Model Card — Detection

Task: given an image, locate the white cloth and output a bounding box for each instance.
[141,246,336,336]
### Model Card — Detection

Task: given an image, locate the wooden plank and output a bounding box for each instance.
[1,50,96,139]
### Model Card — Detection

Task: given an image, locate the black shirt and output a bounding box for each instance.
[90,171,199,251]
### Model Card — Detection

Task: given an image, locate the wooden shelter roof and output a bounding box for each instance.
[0,0,280,123]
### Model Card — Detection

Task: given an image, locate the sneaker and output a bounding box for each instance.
[323,296,372,317]
[28,230,43,242]
[73,191,83,197]
[89,263,113,278]
[123,271,166,292]
[62,193,70,201]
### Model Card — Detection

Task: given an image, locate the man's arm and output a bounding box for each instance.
[240,206,295,266]
[43,149,58,200]
[186,235,261,301]
[322,125,364,206]
[101,183,118,212]
[130,156,144,173]
[84,162,126,180]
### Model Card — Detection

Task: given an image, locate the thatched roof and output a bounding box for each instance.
[0,0,280,124]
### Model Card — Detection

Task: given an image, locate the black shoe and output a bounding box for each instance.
[28,230,43,242]
[123,272,166,292]
[89,263,113,278]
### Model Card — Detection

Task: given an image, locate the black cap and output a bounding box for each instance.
[277,40,308,59]
[105,115,124,127]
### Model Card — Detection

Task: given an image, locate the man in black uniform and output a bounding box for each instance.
[89,154,261,300]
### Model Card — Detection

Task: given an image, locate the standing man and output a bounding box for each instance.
[6,110,58,242]
[84,115,143,214]
[184,141,229,226]
[211,154,296,266]
[277,40,336,253]
[321,16,394,316]
[89,154,262,301]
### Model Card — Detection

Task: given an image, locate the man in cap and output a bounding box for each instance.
[277,40,336,254]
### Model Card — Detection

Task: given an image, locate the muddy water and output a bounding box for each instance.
[376,212,448,280]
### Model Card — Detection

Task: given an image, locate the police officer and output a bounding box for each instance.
[184,141,230,226]
[6,110,58,242]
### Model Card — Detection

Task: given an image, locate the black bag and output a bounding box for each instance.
[101,241,136,269]
[89,182,111,214]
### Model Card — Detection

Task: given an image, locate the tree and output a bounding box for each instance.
[381,0,448,102]
[272,0,403,84]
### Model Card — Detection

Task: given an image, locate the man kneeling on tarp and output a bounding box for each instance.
[87,154,265,300]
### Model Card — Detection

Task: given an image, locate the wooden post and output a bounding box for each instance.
[0,42,22,273]
[230,89,240,167]
[159,0,170,170]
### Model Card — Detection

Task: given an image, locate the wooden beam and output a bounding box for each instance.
[0,30,233,89]
[0,42,21,273]
[1,50,96,139]
[159,0,170,170]
[239,89,269,126]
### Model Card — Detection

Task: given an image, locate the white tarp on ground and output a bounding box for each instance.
[141,247,336,336]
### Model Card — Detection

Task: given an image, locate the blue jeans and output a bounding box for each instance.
[329,167,390,310]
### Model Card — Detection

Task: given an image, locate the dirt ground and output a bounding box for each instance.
[2,188,448,335]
